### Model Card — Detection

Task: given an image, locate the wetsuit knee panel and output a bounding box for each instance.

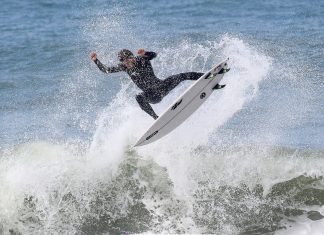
[135,94,145,103]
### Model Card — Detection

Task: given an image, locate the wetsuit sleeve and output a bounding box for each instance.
[143,51,157,60]
[94,59,125,73]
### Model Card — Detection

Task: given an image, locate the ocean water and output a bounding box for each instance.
[0,0,324,234]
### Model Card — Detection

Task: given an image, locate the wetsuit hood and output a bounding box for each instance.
[118,49,134,61]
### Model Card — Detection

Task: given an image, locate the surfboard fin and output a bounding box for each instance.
[213,84,226,90]
[218,68,230,74]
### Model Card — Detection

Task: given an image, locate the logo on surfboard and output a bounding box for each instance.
[146,130,159,140]
[171,99,183,110]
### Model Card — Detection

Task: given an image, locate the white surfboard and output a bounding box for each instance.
[135,58,230,147]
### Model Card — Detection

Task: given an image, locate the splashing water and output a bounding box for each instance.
[1,21,323,235]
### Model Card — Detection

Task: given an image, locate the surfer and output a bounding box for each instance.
[91,49,217,119]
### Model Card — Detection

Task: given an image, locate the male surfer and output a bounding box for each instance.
[90,49,223,119]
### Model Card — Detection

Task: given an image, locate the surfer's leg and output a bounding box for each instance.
[180,72,204,81]
[135,93,159,120]
[163,72,204,92]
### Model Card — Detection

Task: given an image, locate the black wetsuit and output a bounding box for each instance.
[94,51,203,119]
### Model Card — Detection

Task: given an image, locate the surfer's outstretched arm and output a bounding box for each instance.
[94,59,125,73]
[90,52,125,74]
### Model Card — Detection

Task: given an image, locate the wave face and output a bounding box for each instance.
[1,144,324,234]
[1,0,323,234]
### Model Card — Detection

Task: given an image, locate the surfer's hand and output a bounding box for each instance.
[137,49,145,56]
[90,52,97,61]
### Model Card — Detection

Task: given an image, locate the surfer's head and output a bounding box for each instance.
[118,49,134,62]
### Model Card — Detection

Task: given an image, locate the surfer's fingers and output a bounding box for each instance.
[90,52,97,60]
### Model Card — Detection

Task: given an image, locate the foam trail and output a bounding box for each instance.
[87,82,136,173]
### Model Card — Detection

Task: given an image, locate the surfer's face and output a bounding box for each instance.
[119,56,132,62]
[121,57,136,68]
